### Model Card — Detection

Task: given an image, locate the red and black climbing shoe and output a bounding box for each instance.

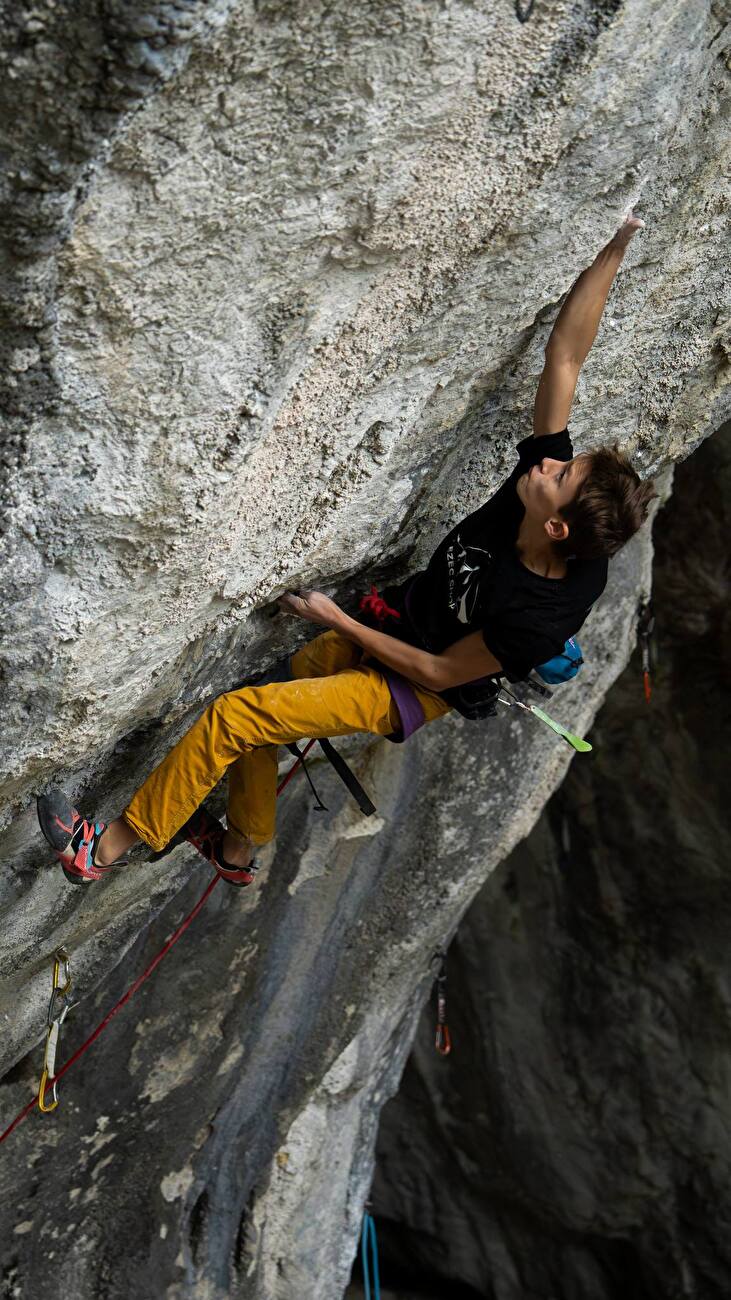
[150,806,258,888]
[37,787,128,886]
[183,807,258,888]
[185,807,258,888]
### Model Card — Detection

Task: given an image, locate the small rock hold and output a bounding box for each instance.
[9,347,41,372]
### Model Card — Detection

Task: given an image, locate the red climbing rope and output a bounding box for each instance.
[0,741,316,1145]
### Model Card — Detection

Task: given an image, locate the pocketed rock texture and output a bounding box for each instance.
[370,424,731,1300]
[0,1,729,1297]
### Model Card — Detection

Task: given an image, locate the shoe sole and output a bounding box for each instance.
[37,787,109,885]
[37,788,77,851]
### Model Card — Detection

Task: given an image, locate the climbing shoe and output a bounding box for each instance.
[151,806,258,888]
[37,787,128,886]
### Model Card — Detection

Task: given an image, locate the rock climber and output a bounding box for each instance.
[38,214,655,886]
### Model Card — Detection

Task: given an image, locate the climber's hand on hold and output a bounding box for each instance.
[278,590,343,628]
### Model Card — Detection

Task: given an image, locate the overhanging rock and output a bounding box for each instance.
[0,0,729,1295]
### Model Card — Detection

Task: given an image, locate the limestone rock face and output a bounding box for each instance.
[371,424,731,1300]
[0,1,729,1296]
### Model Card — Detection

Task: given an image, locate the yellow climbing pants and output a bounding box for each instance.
[123,629,451,851]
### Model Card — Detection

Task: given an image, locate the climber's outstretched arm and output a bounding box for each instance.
[532,352,581,437]
[278,593,502,692]
[545,213,644,364]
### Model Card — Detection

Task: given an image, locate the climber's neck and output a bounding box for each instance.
[515,516,568,579]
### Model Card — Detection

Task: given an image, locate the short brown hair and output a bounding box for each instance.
[556,444,656,560]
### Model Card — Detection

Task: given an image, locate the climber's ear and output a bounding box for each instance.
[544,515,570,544]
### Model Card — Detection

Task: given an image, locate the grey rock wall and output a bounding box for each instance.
[370,423,731,1300]
[0,1,729,1297]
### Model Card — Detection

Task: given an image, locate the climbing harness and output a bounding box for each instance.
[37,948,76,1113]
[515,0,536,21]
[360,585,590,744]
[430,950,452,1056]
[498,685,592,752]
[637,601,655,703]
[1,747,318,1145]
[361,1204,381,1300]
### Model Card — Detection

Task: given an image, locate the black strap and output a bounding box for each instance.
[317,739,377,817]
[284,740,377,817]
[286,743,328,811]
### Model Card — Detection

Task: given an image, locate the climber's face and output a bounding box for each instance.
[516,455,590,542]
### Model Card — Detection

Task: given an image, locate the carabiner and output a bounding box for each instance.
[38,948,74,1114]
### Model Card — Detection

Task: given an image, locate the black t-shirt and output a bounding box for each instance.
[374,430,608,686]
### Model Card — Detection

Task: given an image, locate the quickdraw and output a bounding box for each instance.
[498,686,592,753]
[637,601,655,703]
[431,950,452,1056]
[38,948,75,1113]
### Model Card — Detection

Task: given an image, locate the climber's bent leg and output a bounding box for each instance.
[224,659,451,847]
[226,745,279,848]
[289,627,364,679]
[226,629,366,847]
[123,662,450,852]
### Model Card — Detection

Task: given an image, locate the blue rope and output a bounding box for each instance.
[361,1211,381,1300]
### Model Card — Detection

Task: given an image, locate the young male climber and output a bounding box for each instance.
[38,213,655,886]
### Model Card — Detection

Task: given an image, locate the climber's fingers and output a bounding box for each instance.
[277,590,342,627]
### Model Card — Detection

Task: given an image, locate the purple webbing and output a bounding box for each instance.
[383,670,426,743]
